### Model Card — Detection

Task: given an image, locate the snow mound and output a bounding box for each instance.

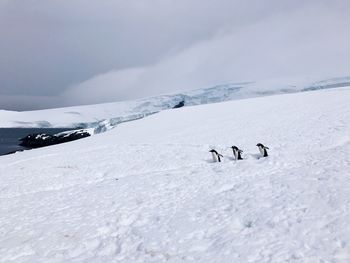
[1,87,350,262]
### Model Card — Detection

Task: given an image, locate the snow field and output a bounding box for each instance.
[1,88,350,262]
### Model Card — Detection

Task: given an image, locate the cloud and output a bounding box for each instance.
[62,1,350,105]
[0,0,349,110]
[0,94,61,112]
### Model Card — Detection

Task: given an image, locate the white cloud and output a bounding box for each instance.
[1,0,349,109]
[62,1,350,105]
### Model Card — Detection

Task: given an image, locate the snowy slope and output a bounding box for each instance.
[1,87,350,262]
[1,76,350,130]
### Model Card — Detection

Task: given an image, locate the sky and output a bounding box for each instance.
[0,0,349,111]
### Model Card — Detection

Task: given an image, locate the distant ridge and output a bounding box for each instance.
[0,76,349,130]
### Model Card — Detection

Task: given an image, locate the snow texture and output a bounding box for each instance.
[1,87,350,262]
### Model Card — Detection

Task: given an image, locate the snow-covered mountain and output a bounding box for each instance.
[1,86,350,262]
[1,76,350,132]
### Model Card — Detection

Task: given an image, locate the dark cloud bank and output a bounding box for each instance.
[0,0,349,110]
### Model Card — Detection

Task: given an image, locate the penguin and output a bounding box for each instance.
[231,146,243,160]
[256,143,269,157]
[209,149,223,162]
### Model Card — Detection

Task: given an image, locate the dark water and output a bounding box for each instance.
[0,128,74,156]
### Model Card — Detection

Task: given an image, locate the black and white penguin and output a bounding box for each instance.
[256,143,269,157]
[231,146,243,160]
[209,149,223,162]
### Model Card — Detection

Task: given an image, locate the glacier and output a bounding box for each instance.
[1,76,350,133]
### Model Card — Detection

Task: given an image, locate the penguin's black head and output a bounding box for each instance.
[209,149,217,153]
[256,143,264,147]
[231,146,238,150]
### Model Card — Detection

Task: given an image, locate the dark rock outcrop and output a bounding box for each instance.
[19,130,90,148]
[173,100,185,109]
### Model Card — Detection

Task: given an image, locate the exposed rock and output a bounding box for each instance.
[19,130,90,148]
[173,100,185,109]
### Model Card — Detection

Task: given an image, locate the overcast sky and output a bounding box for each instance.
[0,0,349,111]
